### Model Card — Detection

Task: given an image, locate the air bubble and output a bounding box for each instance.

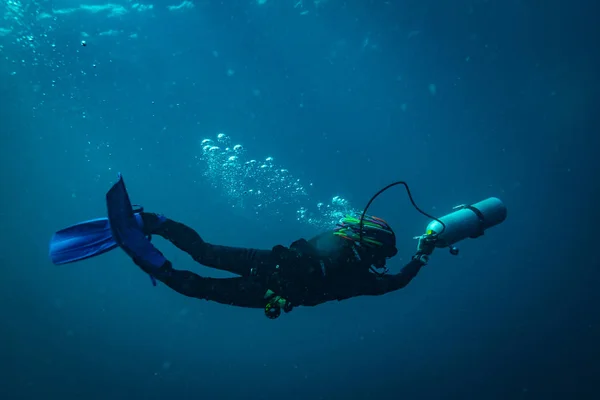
[197,132,358,230]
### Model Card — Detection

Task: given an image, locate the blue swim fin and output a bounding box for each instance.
[49,212,144,265]
[49,218,118,265]
[106,173,167,286]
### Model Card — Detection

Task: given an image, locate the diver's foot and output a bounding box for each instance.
[140,212,167,235]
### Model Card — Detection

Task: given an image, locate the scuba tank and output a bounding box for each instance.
[359,182,507,256]
[424,197,507,254]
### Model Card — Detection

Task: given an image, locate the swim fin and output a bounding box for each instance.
[106,173,168,285]
[49,217,118,265]
[49,212,144,266]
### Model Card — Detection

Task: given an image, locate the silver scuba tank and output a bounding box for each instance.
[425,197,507,250]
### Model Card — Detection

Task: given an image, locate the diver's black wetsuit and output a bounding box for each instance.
[140,213,426,310]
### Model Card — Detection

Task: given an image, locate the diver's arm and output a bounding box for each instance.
[366,257,427,295]
[365,233,436,295]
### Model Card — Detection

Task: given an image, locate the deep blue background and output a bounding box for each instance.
[1,0,599,399]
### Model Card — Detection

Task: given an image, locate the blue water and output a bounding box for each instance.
[1,1,598,399]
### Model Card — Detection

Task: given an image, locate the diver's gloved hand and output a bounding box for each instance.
[416,234,437,256]
[412,233,437,264]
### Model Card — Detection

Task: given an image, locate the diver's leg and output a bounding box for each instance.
[141,213,274,277]
[149,262,266,308]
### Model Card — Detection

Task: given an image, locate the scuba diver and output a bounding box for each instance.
[49,174,507,319]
